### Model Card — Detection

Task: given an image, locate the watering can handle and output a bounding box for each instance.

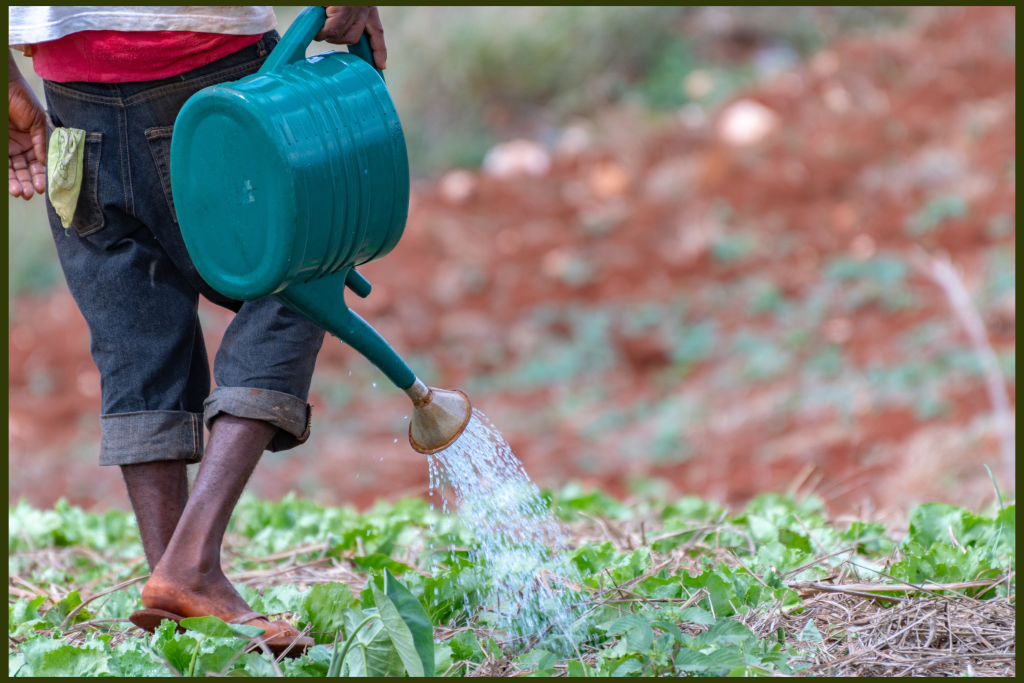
[258,6,385,82]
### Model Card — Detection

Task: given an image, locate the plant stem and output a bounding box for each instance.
[327,615,379,677]
[187,635,205,677]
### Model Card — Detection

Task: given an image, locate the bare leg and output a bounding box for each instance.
[140,415,302,641]
[121,461,189,570]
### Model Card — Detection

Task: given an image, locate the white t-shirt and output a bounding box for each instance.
[9,6,276,47]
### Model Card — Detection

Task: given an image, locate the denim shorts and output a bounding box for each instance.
[43,31,327,466]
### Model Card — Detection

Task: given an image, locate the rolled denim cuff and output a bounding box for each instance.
[99,411,204,466]
[204,386,312,453]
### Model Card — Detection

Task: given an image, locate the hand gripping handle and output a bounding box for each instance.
[258,6,384,82]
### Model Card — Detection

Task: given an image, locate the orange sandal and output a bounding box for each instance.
[129,608,314,659]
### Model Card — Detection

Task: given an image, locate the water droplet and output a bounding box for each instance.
[372,381,377,387]
[394,438,398,443]
[355,473,359,478]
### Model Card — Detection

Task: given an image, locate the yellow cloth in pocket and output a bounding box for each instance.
[47,127,86,229]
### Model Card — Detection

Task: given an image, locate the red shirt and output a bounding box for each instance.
[31,30,263,83]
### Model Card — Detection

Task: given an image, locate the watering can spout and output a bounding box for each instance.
[405,379,473,454]
[273,270,473,454]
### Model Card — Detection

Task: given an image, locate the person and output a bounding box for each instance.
[8,5,387,657]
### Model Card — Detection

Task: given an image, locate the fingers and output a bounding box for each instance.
[9,164,25,198]
[337,7,371,44]
[9,150,46,199]
[315,5,364,43]
[9,155,34,199]
[32,163,46,194]
[31,124,48,171]
[364,7,387,69]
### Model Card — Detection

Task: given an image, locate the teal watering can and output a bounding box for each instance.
[171,6,470,453]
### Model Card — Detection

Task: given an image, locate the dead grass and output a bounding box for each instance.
[9,510,1014,676]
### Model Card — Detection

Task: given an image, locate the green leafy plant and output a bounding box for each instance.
[8,486,1014,677]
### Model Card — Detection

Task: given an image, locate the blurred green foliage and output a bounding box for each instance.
[9,487,1013,676]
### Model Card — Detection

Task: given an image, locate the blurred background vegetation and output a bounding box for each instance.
[9,6,910,299]
[10,6,1014,514]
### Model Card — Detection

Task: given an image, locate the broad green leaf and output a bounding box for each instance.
[609,547,651,583]
[299,582,356,645]
[516,648,557,673]
[9,596,45,631]
[353,554,412,574]
[698,618,755,646]
[280,645,332,677]
[10,653,29,678]
[194,640,248,677]
[746,514,779,544]
[606,614,654,652]
[908,503,970,547]
[372,582,425,676]
[450,630,485,664]
[235,585,266,615]
[19,637,64,672]
[243,651,277,677]
[179,615,265,639]
[634,576,679,598]
[261,584,306,615]
[160,634,200,676]
[727,665,772,676]
[651,619,682,642]
[611,657,642,676]
[113,642,173,677]
[571,541,616,573]
[433,643,453,676]
[707,646,745,671]
[44,590,89,628]
[682,570,737,616]
[383,568,434,676]
[341,608,399,677]
[678,607,715,625]
[799,619,823,643]
[32,642,119,677]
[567,660,595,677]
[9,596,46,638]
[674,648,714,672]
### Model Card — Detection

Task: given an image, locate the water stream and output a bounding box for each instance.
[427,409,587,653]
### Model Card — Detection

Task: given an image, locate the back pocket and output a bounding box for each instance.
[145,126,178,224]
[70,132,105,236]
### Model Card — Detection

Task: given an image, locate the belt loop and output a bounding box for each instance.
[257,35,267,58]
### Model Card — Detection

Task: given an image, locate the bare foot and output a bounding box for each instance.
[141,567,301,639]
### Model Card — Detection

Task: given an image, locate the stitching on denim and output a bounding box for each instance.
[146,131,179,224]
[43,55,266,106]
[100,410,202,418]
[123,105,136,218]
[122,58,267,106]
[73,134,106,236]
[44,81,122,105]
[144,126,174,140]
[115,104,129,214]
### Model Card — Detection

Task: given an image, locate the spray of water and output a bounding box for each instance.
[428,409,586,653]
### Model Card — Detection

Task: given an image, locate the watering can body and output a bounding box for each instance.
[171,6,415,390]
